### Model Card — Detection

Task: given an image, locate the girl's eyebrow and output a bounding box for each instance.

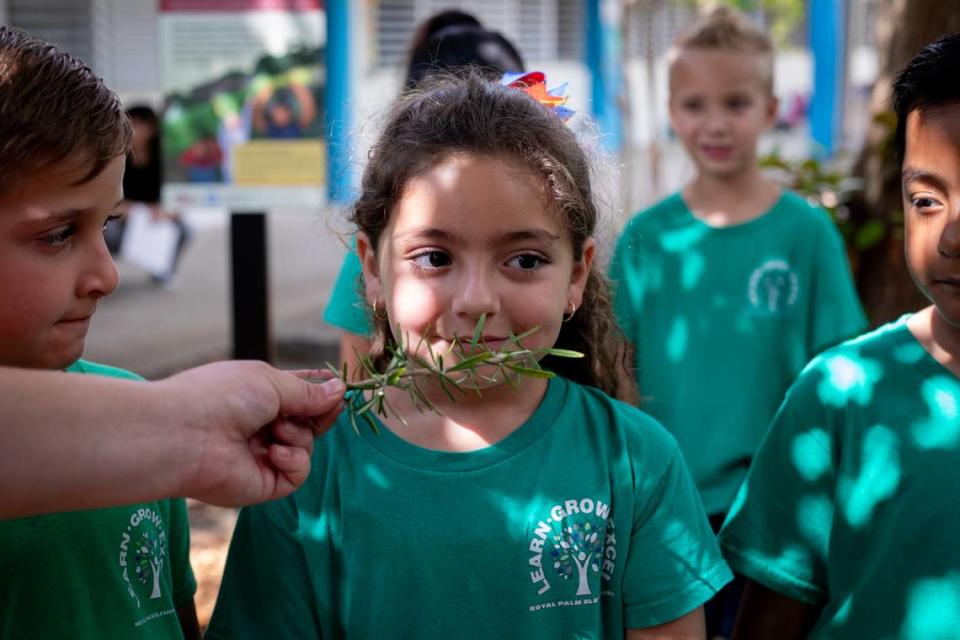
[394,227,560,245]
[491,229,561,244]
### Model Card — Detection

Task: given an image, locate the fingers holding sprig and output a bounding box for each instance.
[285,369,346,436]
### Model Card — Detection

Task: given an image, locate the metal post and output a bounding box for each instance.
[808,0,847,157]
[585,0,623,152]
[230,212,272,362]
[325,0,353,203]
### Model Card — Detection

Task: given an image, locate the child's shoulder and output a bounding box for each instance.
[770,189,839,234]
[561,377,682,457]
[789,317,915,402]
[621,192,687,233]
[66,359,145,382]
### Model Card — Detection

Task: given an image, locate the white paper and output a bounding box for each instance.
[120,204,180,278]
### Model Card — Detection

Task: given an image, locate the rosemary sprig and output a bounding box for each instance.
[310,314,583,434]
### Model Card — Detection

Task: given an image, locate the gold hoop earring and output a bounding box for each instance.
[563,301,577,323]
[372,298,386,319]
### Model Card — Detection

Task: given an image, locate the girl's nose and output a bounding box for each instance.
[452,264,500,319]
[77,236,120,299]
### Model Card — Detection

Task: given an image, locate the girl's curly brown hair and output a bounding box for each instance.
[353,71,635,403]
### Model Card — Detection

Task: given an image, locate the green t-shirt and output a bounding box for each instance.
[0,359,196,639]
[609,191,866,515]
[323,245,372,336]
[720,317,960,639]
[206,377,731,639]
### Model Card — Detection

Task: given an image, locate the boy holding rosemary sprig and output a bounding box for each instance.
[0,27,204,639]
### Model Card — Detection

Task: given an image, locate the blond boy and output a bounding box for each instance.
[609,8,866,635]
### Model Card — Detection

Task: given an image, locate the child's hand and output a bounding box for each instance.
[159,361,345,506]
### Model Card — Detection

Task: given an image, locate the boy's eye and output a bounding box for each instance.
[727,96,751,110]
[506,253,546,270]
[911,196,942,213]
[102,213,123,233]
[681,99,703,112]
[41,224,77,247]
[411,250,451,269]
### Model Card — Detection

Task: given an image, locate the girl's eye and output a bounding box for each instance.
[41,225,77,247]
[411,250,451,270]
[682,99,703,112]
[506,253,546,271]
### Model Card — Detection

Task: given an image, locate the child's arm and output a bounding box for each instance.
[626,607,705,639]
[731,579,821,640]
[177,601,202,640]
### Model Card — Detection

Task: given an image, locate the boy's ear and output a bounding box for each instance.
[567,237,596,309]
[765,94,780,127]
[355,232,382,306]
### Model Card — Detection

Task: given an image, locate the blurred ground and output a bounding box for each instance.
[84,208,345,379]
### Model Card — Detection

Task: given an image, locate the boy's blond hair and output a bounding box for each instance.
[669,6,775,93]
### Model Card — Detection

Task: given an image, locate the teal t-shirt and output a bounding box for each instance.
[719,317,960,639]
[323,246,372,336]
[609,191,866,515]
[0,360,196,639]
[207,377,731,639]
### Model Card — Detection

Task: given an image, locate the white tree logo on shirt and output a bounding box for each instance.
[551,521,604,595]
[528,497,616,611]
[748,259,799,314]
[118,507,168,608]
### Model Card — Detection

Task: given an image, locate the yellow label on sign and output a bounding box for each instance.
[232,140,325,186]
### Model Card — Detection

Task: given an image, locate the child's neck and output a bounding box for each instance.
[375,376,549,452]
[909,306,960,378]
[683,166,781,228]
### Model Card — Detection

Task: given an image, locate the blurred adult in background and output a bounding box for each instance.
[106,105,192,285]
[323,10,525,375]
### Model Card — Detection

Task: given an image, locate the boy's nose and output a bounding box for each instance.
[77,237,120,299]
[452,264,500,319]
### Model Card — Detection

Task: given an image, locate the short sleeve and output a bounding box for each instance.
[167,498,197,607]
[608,222,644,345]
[206,498,322,640]
[622,434,732,628]
[807,217,867,354]
[718,368,836,605]
[323,245,372,336]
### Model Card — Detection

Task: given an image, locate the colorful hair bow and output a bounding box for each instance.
[501,71,575,122]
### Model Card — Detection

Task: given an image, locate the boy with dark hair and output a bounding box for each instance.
[719,32,960,639]
[608,7,866,636]
[0,26,199,638]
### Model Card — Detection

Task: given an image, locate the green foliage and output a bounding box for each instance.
[311,315,583,435]
[759,151,894,252]
[666,0,805,47]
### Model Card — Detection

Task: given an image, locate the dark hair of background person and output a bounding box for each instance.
[0,26,131,196]
[125,105,163,204]
[892,32,960,163]
[404,11,525,89]
[352,71,636,403]
[406,9,482,55]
